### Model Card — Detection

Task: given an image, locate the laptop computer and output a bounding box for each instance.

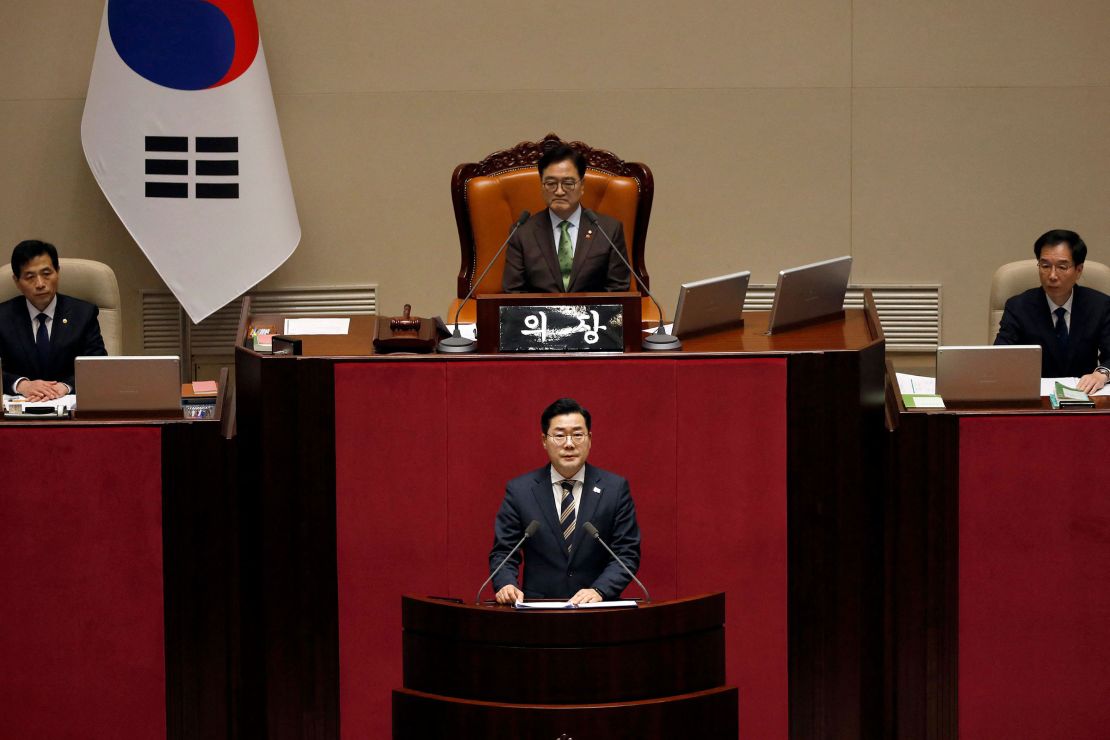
[766,256,852,334]
[672,270,751,337]
[75,355,182,415]
[935,345,1041,402]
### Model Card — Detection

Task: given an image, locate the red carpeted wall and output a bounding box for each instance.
[335,357,787,739]
[959,416,1110,739]
[0,426,166,738]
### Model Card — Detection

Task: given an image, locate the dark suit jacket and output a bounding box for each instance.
[0,293,107,394]
[489,463,641,600]
[501,208,632,293]
[994,285,1110,377]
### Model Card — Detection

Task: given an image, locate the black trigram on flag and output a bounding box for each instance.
[144,136,240,199]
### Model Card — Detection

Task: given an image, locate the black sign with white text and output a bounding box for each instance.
[498,304,625,352]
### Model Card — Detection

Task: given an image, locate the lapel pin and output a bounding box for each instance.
[585,230,593,239]
[62,318,68,325]
[593,486,601,493]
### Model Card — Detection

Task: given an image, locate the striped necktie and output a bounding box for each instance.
[559,480,576,553]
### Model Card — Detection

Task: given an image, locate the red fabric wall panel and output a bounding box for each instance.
[0,426,165,739]
[444,359,680,601]
[335,357,788,738]
[677,359,789,740]
[959,416,1110,739]
[334,362,449,740]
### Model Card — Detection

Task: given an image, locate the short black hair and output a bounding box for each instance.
[1034,229,1087,265]
[541,397,592,433]
[11,239,59,276]
[537,144,587,180]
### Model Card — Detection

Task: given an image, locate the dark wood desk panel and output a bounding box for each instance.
[0,421,236,740]
[394,594,737,738]
[251,307,877,358]
[236,305,886,740]
[886,374,1110,740]
[392,686,740,739]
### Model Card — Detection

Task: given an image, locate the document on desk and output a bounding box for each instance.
[1042,378,1110,397]
[283,318,350,335]
[513,600,638,610]
[3,394,77,415]
[896,373,936,395]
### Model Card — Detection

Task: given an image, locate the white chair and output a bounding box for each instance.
[1,257,122,354]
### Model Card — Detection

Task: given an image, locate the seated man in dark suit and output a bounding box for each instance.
[489,398,640,605]
[994,229,1110,393]
[1,240,107,400]
[500,144,632,293]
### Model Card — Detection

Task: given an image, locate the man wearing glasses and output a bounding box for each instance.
[995,229,1110,393]
[501,144,632,293]
[488,398,641,605]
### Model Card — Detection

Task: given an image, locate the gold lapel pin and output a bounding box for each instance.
[585,230,593,239]
[62,318,68,325]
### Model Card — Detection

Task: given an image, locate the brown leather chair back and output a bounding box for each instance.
[451,134,654,298]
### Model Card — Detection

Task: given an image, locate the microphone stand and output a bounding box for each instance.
[438,211,530,354]
[584,210,680,351]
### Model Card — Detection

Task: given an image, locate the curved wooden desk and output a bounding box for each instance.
[393,594,738,738]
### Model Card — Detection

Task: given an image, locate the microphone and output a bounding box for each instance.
[583,210,680,351]
[582,521,650,602]
[439,210,531,353]
[475,519,540,604]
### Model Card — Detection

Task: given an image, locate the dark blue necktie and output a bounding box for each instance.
[35,312,50,367]
[1054,306,1069,348]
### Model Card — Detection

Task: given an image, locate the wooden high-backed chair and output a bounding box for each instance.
[449,133,657,324]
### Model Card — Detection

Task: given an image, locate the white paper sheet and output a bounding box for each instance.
[895,373,936,395]
[283,317,350,335]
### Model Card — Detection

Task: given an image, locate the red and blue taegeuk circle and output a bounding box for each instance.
[108,0,259,90]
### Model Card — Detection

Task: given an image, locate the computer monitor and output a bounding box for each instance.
[766,256,852,334]
[935,345,1041,402]
[672,270,750,337]
[75,356,181,414]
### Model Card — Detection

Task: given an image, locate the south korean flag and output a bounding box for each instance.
[81,0,300,323]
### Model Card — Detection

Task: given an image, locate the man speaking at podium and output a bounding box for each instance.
[1,240,106,400]
[489,398,641,605]
[994,229,1110,393]
[501,144,631,293]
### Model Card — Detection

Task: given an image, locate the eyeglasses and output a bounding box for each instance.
[546,432,590,445]
[542,178,581,193]
[1038,261,1074,273]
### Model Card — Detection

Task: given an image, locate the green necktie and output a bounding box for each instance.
[557,220,573,290]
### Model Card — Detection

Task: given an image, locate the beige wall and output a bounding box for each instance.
[3,1,1110,354]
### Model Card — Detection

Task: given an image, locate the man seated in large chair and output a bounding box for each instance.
[501,144,630,294]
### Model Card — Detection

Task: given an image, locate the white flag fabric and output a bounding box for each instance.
[81,1,300,323]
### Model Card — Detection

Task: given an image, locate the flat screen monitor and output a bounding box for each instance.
[935,345,1041,402]
[75,355,181,413]
[672,270,751,337]
[766,256,852,334]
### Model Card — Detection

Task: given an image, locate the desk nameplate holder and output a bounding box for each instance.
[475,293,642,354]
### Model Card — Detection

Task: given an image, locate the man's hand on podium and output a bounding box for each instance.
[569,588,603,605]
[495,584,524,605]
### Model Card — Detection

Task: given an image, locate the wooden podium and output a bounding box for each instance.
[392,594,738,738]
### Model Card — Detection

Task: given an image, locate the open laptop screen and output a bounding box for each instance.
[75,356,181,413]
